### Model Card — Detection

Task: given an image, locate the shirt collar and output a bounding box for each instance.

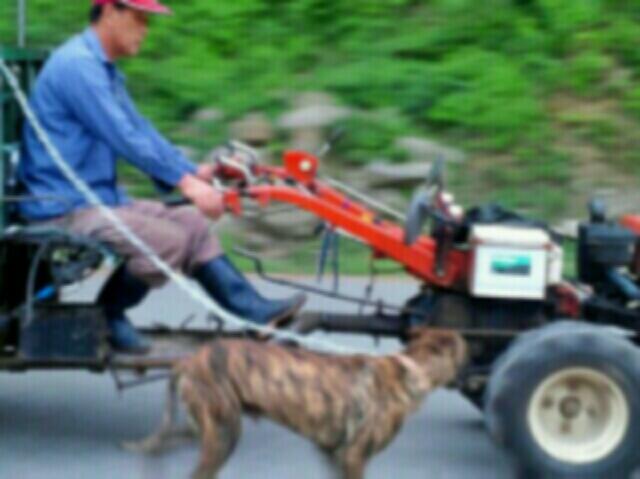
[82,28,111,65]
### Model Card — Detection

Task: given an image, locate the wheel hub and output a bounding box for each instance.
[527,367,630,464]
[560,396,581,420]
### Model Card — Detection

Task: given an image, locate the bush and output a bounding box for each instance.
[566,51,614,96]
[426,49,545,150]
[3,0,639,218]
[333,111,413,165]
[624,86,640,121]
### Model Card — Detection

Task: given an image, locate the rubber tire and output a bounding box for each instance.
[474,322,613,411]
[485,324,640,479]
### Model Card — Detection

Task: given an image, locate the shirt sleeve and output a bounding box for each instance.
[57,57,196,187]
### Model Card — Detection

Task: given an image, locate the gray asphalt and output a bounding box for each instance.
[0,273,516,479]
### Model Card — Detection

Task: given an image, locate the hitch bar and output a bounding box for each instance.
[289,311,522,342]
[290,311,407,337]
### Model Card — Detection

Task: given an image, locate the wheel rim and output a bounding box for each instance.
[527,367,630,464]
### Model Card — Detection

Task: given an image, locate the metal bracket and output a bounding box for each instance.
[316,225,340,292]
[109,366,173,394]
[232,246,404,314]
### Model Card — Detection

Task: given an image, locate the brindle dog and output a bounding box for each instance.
[125,328,466,479]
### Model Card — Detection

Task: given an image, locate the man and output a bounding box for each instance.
[18,0,305,354]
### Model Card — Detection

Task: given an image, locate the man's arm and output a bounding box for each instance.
[57,58,223,218]
[134,114,217,182]
[58,57,195,187]
[116,86,202,182]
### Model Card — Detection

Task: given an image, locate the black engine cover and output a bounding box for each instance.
[578,223,636,283]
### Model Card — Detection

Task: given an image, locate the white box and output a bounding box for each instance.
[470,225,554,300]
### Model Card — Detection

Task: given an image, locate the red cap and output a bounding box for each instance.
[93,0,172,15]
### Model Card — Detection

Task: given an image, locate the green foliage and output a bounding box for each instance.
[480,147,571,219]
[601,17,640,74]
[2,0,639,219]
[426,49,544,149]
[566,51,614,96]
[333,110,413,165]
[535,0,603,39]
[221,229,402,276]
[625,86,640,121]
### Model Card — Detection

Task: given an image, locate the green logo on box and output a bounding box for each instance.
[491,255,531,276]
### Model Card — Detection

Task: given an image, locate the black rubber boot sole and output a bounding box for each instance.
[267,293,307,329]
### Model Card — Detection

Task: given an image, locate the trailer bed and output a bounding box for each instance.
[0,326,238,373]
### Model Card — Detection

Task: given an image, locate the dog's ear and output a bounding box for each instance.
[444,331,468,368]
[405,326,431,342]
[406,327,467,367]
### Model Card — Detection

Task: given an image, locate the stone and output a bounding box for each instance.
[395,136,466,164]
[238,208,322,242]
[278,92,351,152]
[278,104,351,130]
[363,160,435,187]
[552,219,580,239]
[230,113,274,146]
[191,107,224,123]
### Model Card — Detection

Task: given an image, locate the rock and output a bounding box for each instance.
[365,189,408,217]
[395,136,465,164]
[203,143,273,167]
[221,220,310,259]
[191,107,224,123]
[218,203,322,257]
[294,92,338,109]
[230,113,274,146]
[278,92,352,152]
[239,208,322,242]
[552,219,579,239]
[178,108,225,138]
[324,167,376,194]
[278,104,351,130]
[363,160,435,187]
[593,189,640,217]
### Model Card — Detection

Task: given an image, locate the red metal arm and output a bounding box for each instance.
[221,151,470,289]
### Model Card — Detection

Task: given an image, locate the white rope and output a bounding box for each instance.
[0,59,361,354]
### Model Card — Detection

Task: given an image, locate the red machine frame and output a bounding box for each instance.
[221,150,469,289]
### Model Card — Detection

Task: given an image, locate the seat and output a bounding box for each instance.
[1,143,110,306]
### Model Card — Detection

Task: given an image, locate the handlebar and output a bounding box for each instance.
[403,158,461,245]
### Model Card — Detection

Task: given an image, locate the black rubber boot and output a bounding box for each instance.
[193,256,306,326]
[98,266,151,354]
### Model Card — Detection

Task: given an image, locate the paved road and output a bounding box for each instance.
[0,274,516,479]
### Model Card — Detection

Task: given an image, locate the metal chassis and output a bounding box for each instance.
[2,46,639,402]
[0,327,237,373]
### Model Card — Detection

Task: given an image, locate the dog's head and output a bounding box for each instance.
[403,327,467,385]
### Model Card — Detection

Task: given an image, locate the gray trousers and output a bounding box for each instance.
[51,200,222,286]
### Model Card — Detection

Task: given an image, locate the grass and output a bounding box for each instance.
[221,231,404,277]
[223,230,580,279]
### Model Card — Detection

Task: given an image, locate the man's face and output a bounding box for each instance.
[104,5,150,58]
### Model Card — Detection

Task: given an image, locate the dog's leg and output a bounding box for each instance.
[187,382,242,479]
[336,445,368,479]
[340,456,366,479]
[190,426,221,479]
[123,376,182,454]
[190,410,241,479]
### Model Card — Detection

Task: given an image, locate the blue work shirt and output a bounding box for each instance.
[18,28,197,221]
